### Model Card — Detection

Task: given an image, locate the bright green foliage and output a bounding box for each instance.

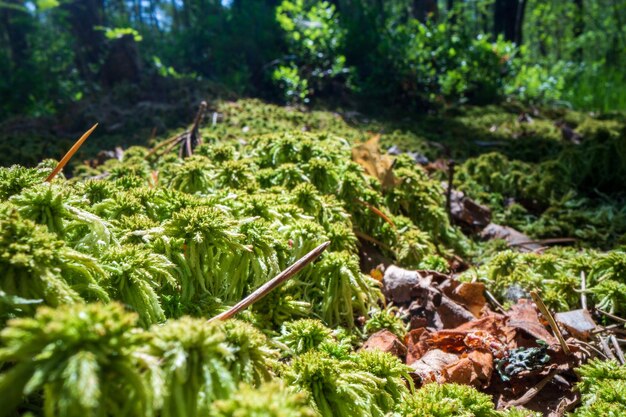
[466,248,626,313]
[394,228,437,269]
[166,155,214,194]
[101,245,175,326]
[164,206,249,302]
[573,359,626,416]
[279,319,333,355]
[398,383,505,417]
[0,302,152,417]
[0,210,107,313]
[146,317,236,417]
[11,182,114,252]
[364,307,407,339]
[0,165,47,199]
[211,382,316,417]
[312,251,381,328]
[284,350,386,417]
[354,350,413,412]
[275,0,348,103]
[221,320,278,386]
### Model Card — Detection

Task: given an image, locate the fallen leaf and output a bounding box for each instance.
[361,329,407,359]
[437,295,476,328]
[405,328,432,364]
[409,349,459,382]
[508,299,558,345]
[352,134,399,189]
[442,350,493,387]
[441,280,487,318]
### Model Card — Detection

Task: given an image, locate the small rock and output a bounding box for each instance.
[555,309,597,341]
[383,265,420,304]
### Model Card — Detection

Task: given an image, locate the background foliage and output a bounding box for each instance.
[0,0,624,119]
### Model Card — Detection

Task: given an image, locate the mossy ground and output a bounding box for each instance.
[1,98,625,416]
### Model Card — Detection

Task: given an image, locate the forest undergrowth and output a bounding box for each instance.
[1,98,626,416]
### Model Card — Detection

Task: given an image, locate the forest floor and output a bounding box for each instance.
[1,96,626,415]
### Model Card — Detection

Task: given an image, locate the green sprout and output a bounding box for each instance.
[279,319,333,355]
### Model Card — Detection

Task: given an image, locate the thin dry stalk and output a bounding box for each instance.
[485,289,506,314]
[145,132,186,159]
[507,369,559,407]
[599,336,617,361]
[207,241,330,323]
[355,199,396,228]
[597,308,626,324]
[445,160,455,222]
[45,124,98,182]
[610,335,626,364]
[531,290,571,355]
[580,271,587,310]
[591,324,621,334]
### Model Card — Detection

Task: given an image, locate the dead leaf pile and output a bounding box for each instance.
[363,265,591,415]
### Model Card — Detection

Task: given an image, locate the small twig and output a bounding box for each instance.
[580,271,587,310]
[445,160,455,222]
[591,324,621,334]
[207,241,330,323]
[597,308,626,324]
[507,369,559,407]
[600,336,617,361]
[355,199,396,228]
[45,124,98,182]
[145,131,186,159]
[553,395,581,417]
[531,290,571,355]
[180,101,208,158]
[610,335,626,364]
[572,339,608,359]
[353,229,395,254]
[509,237,577,247]
[485,290,506,314]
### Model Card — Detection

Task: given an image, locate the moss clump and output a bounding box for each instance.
[0,302,152,417]
[396,383,539,417]
[211,382,317,417]
[364,307,407,339]
[573,359,626,416]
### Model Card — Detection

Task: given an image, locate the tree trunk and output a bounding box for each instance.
[62,0,106,81]
[493,0,517,42]
[412,0,439,23]
[514,0,527,45]
[573,0,584,60]
[1,0,30,66]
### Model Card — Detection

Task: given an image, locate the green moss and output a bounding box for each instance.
[211,382,316,417]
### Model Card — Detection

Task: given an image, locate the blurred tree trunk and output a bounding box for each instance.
[412,0,439,23]
[494,0,526,44]
[1,0,30,66]
[573,0,584,60]
[62,0,106,81]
